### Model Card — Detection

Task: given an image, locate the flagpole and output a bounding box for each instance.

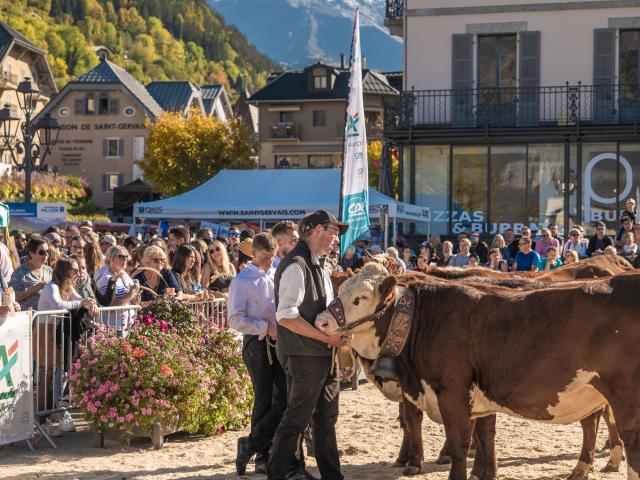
[339,7,359,223]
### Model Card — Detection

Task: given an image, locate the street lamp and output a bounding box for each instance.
[0,77,60,202]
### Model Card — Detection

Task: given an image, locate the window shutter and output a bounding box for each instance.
[452,33,474,127]
[102,139,108,157]
[518,31,540,125]
[102,174,109,191]
[593,28,616,124]
[118,139,124,157]
[74,99,84,114]
[109,98,119,115]
[118,173,124,187]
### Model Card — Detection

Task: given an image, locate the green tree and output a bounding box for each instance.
[139,110,257,196]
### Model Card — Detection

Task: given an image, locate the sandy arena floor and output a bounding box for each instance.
[0,382,626,480]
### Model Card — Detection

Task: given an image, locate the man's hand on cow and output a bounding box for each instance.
[324,332,347,348]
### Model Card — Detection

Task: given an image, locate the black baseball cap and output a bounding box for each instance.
[299,210,349,235]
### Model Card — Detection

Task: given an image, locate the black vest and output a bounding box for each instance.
[274,239,331,357]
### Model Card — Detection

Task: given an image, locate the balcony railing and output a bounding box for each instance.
[269,122,300,139]
[384,83,640,131]
[385,0,403,21]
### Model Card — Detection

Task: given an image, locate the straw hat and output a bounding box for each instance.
[238,238,253,258]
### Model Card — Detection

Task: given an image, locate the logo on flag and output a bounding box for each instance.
[347,112,361,137]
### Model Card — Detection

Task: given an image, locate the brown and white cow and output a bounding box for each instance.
[318,265,640,480]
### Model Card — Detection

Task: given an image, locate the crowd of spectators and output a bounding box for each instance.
[0,218,303,438]
[380,198,640,274]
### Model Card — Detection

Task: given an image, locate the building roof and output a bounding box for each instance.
[72,57,163,118]
[0,21,47,62]
[200,84,223,114]
[146,81,203,113]
[383,71,403,92]
[249,65,399,102]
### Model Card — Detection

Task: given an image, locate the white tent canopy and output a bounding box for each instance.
[134,169,429,223]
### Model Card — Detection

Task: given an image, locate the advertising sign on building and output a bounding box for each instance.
[0,312,33,446]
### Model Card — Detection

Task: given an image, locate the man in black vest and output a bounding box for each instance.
[268,210,348,480]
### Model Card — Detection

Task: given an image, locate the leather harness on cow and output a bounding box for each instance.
[325,286,415,379]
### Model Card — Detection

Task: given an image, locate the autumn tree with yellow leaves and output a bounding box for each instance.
[139,110,258,196]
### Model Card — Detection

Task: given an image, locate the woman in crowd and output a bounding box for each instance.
[486,247,509,272]
[133,245,181,302]
[563,250,579,265]
[38,257,98,435]
[236,238,253,273]
[615,216,635,249]
[534,228,560,256]
[128,245,146,275]
[84,236,104,280]
[94,246,139,307]
[38,258,98,314]
[468,255,479,268]
[563,229,588,259]
[491,234,511,265]
[190,239,207,285]
[172,245,201,299]
[437,241,454,267]
[538,246,563,271]
[10,236,53,311]
[202,239,236,292]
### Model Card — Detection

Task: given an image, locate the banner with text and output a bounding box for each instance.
[340,9,369,256]
[0,312,33,446]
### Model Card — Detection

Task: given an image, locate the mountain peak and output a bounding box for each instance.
[209,0,402,71]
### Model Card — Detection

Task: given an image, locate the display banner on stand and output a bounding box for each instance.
[0,312,33,446]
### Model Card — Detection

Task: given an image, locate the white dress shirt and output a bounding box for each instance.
[228,262,276,340]
[276,256,333,322]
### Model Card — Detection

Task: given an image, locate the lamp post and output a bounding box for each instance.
[0,77,60,203]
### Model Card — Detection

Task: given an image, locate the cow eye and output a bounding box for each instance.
[353,297,360,306]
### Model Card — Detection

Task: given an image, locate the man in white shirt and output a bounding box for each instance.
[229,233,285,476]
[268,210,347,480]
[271,220,299,269]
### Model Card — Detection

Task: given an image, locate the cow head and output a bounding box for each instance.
[316,262,398,359]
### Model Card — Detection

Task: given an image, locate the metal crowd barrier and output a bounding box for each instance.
[185,297,228,330]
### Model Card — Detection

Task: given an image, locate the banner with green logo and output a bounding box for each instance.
[340,8,369,256]
[0,312,33,446]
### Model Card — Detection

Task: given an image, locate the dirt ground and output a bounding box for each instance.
[0,382,626,480]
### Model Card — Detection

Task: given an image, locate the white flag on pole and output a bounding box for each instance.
[340,8,369,256]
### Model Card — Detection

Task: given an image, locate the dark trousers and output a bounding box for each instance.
[243,335,287,458]
[267,355,343,480]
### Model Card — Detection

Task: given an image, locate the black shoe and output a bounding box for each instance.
[254,453,268,475]
[284,468,318,480]
[235,436,254,476]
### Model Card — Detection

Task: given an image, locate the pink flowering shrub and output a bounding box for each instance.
[70,298,252,436]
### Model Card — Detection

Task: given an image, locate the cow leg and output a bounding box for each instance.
[401,400,424,476]
[393,402,411,468]
[469,415,497,480]
[567,409,602,480]
[438,421,477,465]
[437,391,473,480]
[601,404,625,473]
[606,398,640,480]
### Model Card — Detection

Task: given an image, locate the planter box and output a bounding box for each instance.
[94,420,182,450]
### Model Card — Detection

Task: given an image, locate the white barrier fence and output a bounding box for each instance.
[1,297,228,450]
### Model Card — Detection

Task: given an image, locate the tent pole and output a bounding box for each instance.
[392,217,397,248]
[384,211,389,250]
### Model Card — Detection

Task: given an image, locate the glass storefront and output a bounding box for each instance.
[404,140,640,238]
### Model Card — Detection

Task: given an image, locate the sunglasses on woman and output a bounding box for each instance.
[116,254,128,261]
[37,249,50,256]
[209,247,222,254]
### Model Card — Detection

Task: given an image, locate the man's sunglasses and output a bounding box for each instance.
[228,232,239,238]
